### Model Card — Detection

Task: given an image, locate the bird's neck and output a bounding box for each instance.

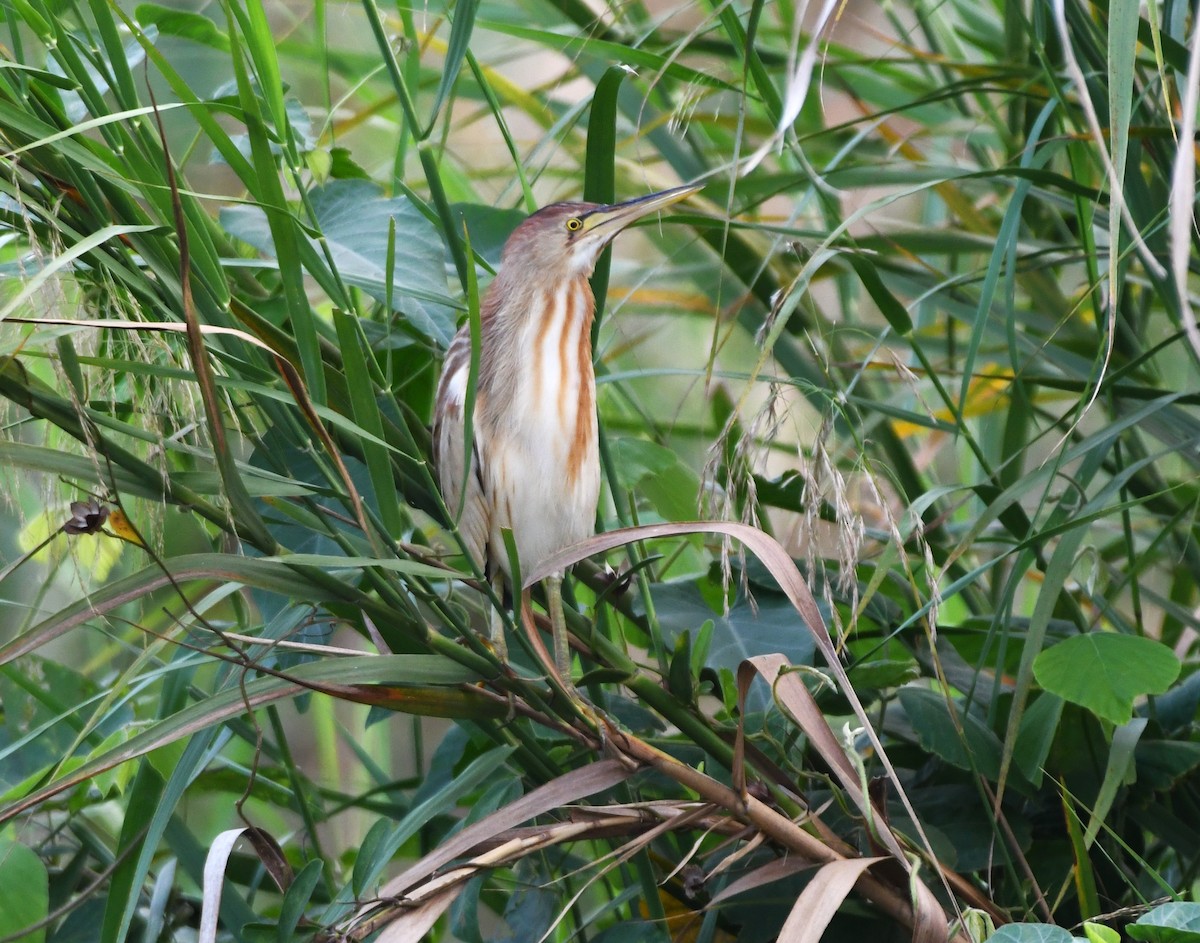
[479,275,597,425]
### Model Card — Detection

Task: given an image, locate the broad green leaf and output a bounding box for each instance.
[1034,635,1181,726]
[610,437,677,491]
[452,202,525,266]
[898,687,1004,781]
[497,881,559,943]
[1085,922,1121,943]
[1135,740,1200,792]
[1153,670,1200,733]
[914,785,1032,873]
[221,179,459,345]
[986,925,1074,943]
[638,455,703,523]
[0,840,47,943]
[1000,509,1120,790]
[649,582,817,684]
[1129,902,1200,941]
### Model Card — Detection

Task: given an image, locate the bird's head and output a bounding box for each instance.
[500,184,700,279]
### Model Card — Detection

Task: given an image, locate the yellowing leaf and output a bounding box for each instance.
[106,509,145,547]
[17,507,124,581]
[891,373,1010,438]
[638,892,737,943]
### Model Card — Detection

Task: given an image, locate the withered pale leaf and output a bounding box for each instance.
[777,857,886,943]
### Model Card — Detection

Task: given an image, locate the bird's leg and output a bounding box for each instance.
[487,570,508,661]
[547,573,571,683]
[518,583,600,732]
[488,571,518,721]
[544,576,604,731]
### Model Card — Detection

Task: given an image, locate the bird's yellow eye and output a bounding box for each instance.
[565,217,582,232]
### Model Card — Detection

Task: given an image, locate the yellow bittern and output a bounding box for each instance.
[434,184,699,686]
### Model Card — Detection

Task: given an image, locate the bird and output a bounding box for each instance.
[433,184,699,690]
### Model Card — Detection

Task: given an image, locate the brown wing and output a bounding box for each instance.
[432,329,490,573]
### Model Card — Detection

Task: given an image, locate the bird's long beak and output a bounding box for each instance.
[582,184,701,240]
